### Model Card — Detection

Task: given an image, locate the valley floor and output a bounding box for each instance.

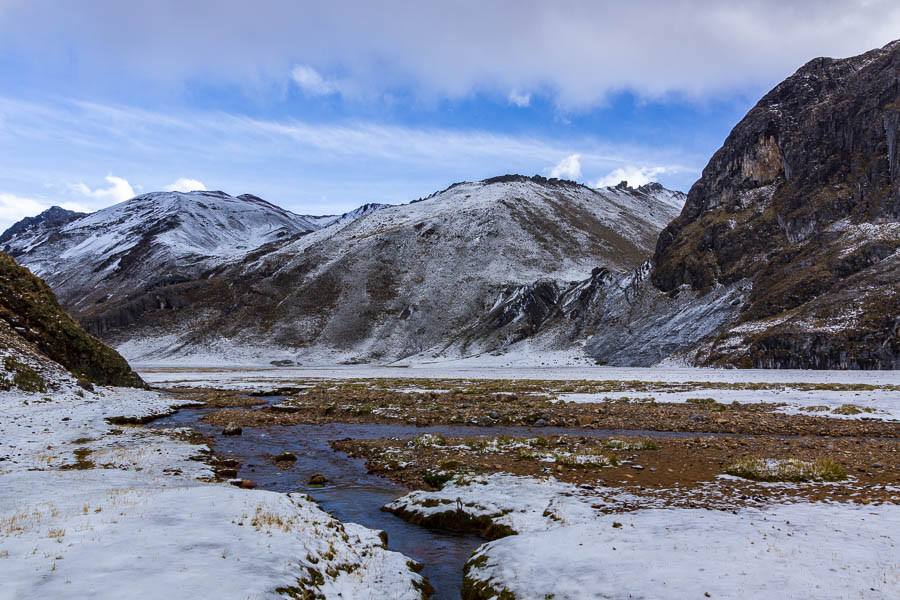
[2,366,898,599]
[146,366,899,599]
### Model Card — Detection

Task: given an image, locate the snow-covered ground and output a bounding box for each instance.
[388,473,900,599]
[0,385,425,599]
[468,502,899,599]
[559,388,900,421]
[137,364,900,387]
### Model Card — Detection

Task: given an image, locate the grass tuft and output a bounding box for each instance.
[725,457,847,482]
[604,438,659,451]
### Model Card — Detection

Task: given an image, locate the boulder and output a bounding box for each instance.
[222,422,242,436]
[308,473,328,485]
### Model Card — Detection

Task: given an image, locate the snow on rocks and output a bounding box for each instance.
[0,386,426,599]
[385,473,642,536]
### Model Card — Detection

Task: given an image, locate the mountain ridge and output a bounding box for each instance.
[2,177,684,365]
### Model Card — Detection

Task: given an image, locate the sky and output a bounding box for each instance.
[0,0,898,230]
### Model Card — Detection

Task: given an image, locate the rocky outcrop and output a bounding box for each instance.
[651,39,900,369]
[0,252,144,386]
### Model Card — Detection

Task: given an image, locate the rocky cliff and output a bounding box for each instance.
[651,39,900,368]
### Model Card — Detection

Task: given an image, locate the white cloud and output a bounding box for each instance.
[593,165,671,188]
[70,175,135,203]
[164,178,206,192]
[0,192,89,231]
[508,90,531,107]
[2,2,899,107]
[291,65,339,96]
[549,154,582,180]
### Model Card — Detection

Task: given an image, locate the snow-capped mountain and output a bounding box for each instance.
[0,190,342,313]
[2,176,683,364]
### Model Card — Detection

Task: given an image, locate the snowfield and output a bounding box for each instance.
[137,364,900,387]
[0,385,425,599]
[559,387,900,421]
[388,473,900,599]
[467,502,899,599]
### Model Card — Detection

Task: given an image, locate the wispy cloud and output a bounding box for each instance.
[291,65,340,96]
[0,96,701,218]
[508,90,531,107]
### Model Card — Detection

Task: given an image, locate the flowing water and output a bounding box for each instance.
[153,400,703,598]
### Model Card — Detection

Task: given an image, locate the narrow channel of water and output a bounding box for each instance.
[152,400,710,598]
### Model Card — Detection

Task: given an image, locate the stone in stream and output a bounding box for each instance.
[308,473,328,485]
[222,422,242,436]
[274,451,297,462]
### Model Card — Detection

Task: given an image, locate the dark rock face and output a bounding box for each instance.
[652,39,900,369]
[0,253,145,387]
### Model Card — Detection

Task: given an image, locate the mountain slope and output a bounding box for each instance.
[0,252,143,387]
[3,177,683,364]
[644,38,900,368]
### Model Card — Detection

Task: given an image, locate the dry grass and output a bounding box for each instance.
[725,457,848,482]
[831,404,875,415]
[603,438,659,451]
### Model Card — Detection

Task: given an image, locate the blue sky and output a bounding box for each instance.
[0,1,898,229]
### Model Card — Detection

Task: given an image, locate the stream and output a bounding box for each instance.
[152,398,707,598]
